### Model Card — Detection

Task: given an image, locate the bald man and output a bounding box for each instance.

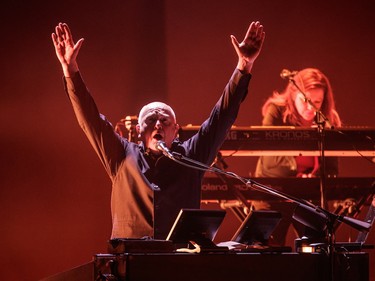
[52,21,265,239]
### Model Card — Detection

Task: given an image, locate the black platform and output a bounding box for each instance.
[41,251,369,281]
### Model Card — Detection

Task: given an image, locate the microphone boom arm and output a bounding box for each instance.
[167,150,371,233]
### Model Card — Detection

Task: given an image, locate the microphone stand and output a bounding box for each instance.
[287,77,337,278]
[168,151,371,281]
[284,75,343,280]
[288,77,332,210]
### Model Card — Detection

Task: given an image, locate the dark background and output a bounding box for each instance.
[0,1,374,280]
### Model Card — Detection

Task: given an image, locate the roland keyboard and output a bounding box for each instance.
[201,176,375,202]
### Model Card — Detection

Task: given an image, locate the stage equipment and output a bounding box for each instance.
[166,209,227,252]
[178,125,375,157]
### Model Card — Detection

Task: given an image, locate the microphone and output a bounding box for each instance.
[156,140,174,159]
[280,69,298,80]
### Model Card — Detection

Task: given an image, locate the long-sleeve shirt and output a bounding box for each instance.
[64,69,251,239]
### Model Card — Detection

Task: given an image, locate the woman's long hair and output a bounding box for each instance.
[262,68,342,127]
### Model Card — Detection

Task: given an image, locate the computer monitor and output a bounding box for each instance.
[166,209,226,249]
[231,210,282,245]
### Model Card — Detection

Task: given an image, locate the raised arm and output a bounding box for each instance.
[51,23,84,77]
[231,21,265,74]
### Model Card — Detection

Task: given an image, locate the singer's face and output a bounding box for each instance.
[137,103,179,153]
[294,88,324,124]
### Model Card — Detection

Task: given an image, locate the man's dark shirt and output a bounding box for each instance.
[64,69,251,239]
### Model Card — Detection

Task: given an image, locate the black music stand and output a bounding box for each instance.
[231,210,282,246]
[166,209,228,252]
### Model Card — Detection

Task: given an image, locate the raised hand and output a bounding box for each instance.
[51,23,84,77]
[231,21,265,73]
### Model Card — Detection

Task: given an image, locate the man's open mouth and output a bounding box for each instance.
[153,133,163,140]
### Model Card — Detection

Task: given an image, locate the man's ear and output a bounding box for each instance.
[136,124,141,135]
[174,123,180,137]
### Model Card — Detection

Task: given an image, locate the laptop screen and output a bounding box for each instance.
[356,199,375,243]
[231,210,282,245]
[166,209,226,247]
